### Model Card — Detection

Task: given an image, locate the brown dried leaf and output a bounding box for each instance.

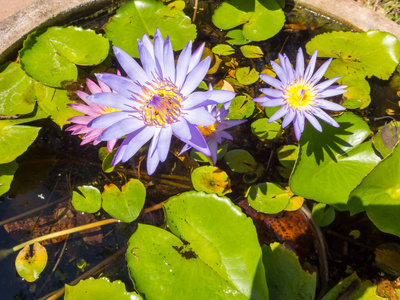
[377,279,399,300]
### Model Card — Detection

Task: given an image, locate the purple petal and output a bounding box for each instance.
[281,54,294,83]
[88,111,132,129]
[141,33,155,59]
[314,76,342,91]
[269,106,288,123]
[107,139,118,153]
[218,130,233,140]
[178,143,192,156]
[316,100,345,111]
[182,91,212,110]
[88,93,138,110]
[259,88,284,98]
[319,86,347,98]
[175,41,192,88]
[271,60,288,86]
[153,29,165,77]
[98,79,112,93]
[220,119,246,129]
[146,147,160,175]
[313,108,340,127]
[171,117,191,140]
[68,115,92,125]
[180,56,211,96]
[122,126,156,162]
[304,50,318,82]
[304,112,322,132]
[148,127,161,158]
[208,138,218,165]
[295,48,305,77]
[310,58,333,85]
[292,115,303,140]
[281,109,296,128]
[261,98,285,107]
[98,118,145,141]
[158,126,172,162]
[259,74,283,89]
[163,36,176,82]
[86,78,102,94]
[208,90,235,103]
[113,46,148,85]
[181,123,211,156]
[138,41,158,79]
[184,107,216,126]
[188,43,205,73]
[95,73,141,98]
[68,103,99,116]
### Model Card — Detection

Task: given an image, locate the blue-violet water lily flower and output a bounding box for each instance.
[180,86,246,164]
[253,47,346,140]
[86,29,235,174]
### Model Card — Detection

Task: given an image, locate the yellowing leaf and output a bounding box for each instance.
[15,242,48,282]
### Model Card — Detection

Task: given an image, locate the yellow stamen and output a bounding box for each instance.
[198,122,218,137]
[285,82,315,109]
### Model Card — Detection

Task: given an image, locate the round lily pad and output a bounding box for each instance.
[236,67,259,85]
[227,95,255,119]
[15,242,47,282]
[225,149,257,173]
[191,166,232,196]
[251,118,281,140]
[71,185,102,213]
[248,182,291,214]
[240,45,264,58]
[212,44,235,56]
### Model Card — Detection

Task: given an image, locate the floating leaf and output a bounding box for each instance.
[240,45,264,58]
[263,242,316,300]
[372,123,400,158]
[0,161,18,196]
[15,242,47,282]
[251,118,281,140]
[126,191,269,299]
[227,95,255,119]
[312,203,335,227]
[99,147,118,173]
[191,166,232,196]
[72,185,102,213]
[348,143,400,237]
[105,0,196,58]
[0,62,42,115]
[277,145,298,169]
[212,0,285,42]
[65,277,142,300]
[0,121,41,164]
[102,179,146,222]
[20,26,109,87]
[236,67,259,85]
[341,78,370,109]
[225,149,257,173]
[248,182,291,214]
[284,196,304,211]
[290,112,381,210]
[212,44,235,56]
[226,29,250,45]
[168,0,185,10]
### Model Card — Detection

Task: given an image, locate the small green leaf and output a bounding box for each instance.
[236,67,259,85]
[240,45,264,58]
[102,179,146,222]
[227,95,255,119]
[72,185,102,213]
[312,203,335,227]
[212,44,235,56]
[99,147,118,173]
[225,149,257,173]
[20,26,109,87]
[190,144,227,163]
[277,145,298,169]
[290,112,381,210]
[251,118,281,140]
[191,166,232,196]
[15,242,47,282]
[263,242,316,300]
[0,122,41,164]
[0,161,18,196]
[125,191,269,299]
[226,29,250,45]
[105,0,196,58]
[65,277,142,300]
[341,78,370,109]
[248,182,291,214]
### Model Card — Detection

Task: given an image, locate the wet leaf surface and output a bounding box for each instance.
[15,242,48,282]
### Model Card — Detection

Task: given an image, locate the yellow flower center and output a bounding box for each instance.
[198,122,218,137]
[284,82,315,109]
[138,79,182,127]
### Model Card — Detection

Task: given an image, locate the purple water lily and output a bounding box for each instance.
[86,29,235,174]
[253,48,346,140]
[67,76,119,153]
[180,86,246,164]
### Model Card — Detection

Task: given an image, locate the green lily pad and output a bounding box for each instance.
[225,149,257,173]
[263,242,316,300]
[248,182,291,214]
[212,44,235,56]
[71,185,102,213]
[277,145,299,169]
[240,45,264,58]
[105,0,196,58]
[0,161,18,196]
[102,179,146,222]
[191,166,232,196]
[236,67,259,85]
[251,118,281,140]
[212,0,285,42]
[348,143,400,237]
[15,242,47,282]
[0,62,43,116]
[126,191,269,299]
[372,124,399,158]
[341,78,370,109]
[65,277,142,300]
[20,26,109,87]
[99,147,118,173]
[0,121,41,164]
[290,112,381,210]
[312,203,335,227]
[227,95,255,119]
[226,29,250,45]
